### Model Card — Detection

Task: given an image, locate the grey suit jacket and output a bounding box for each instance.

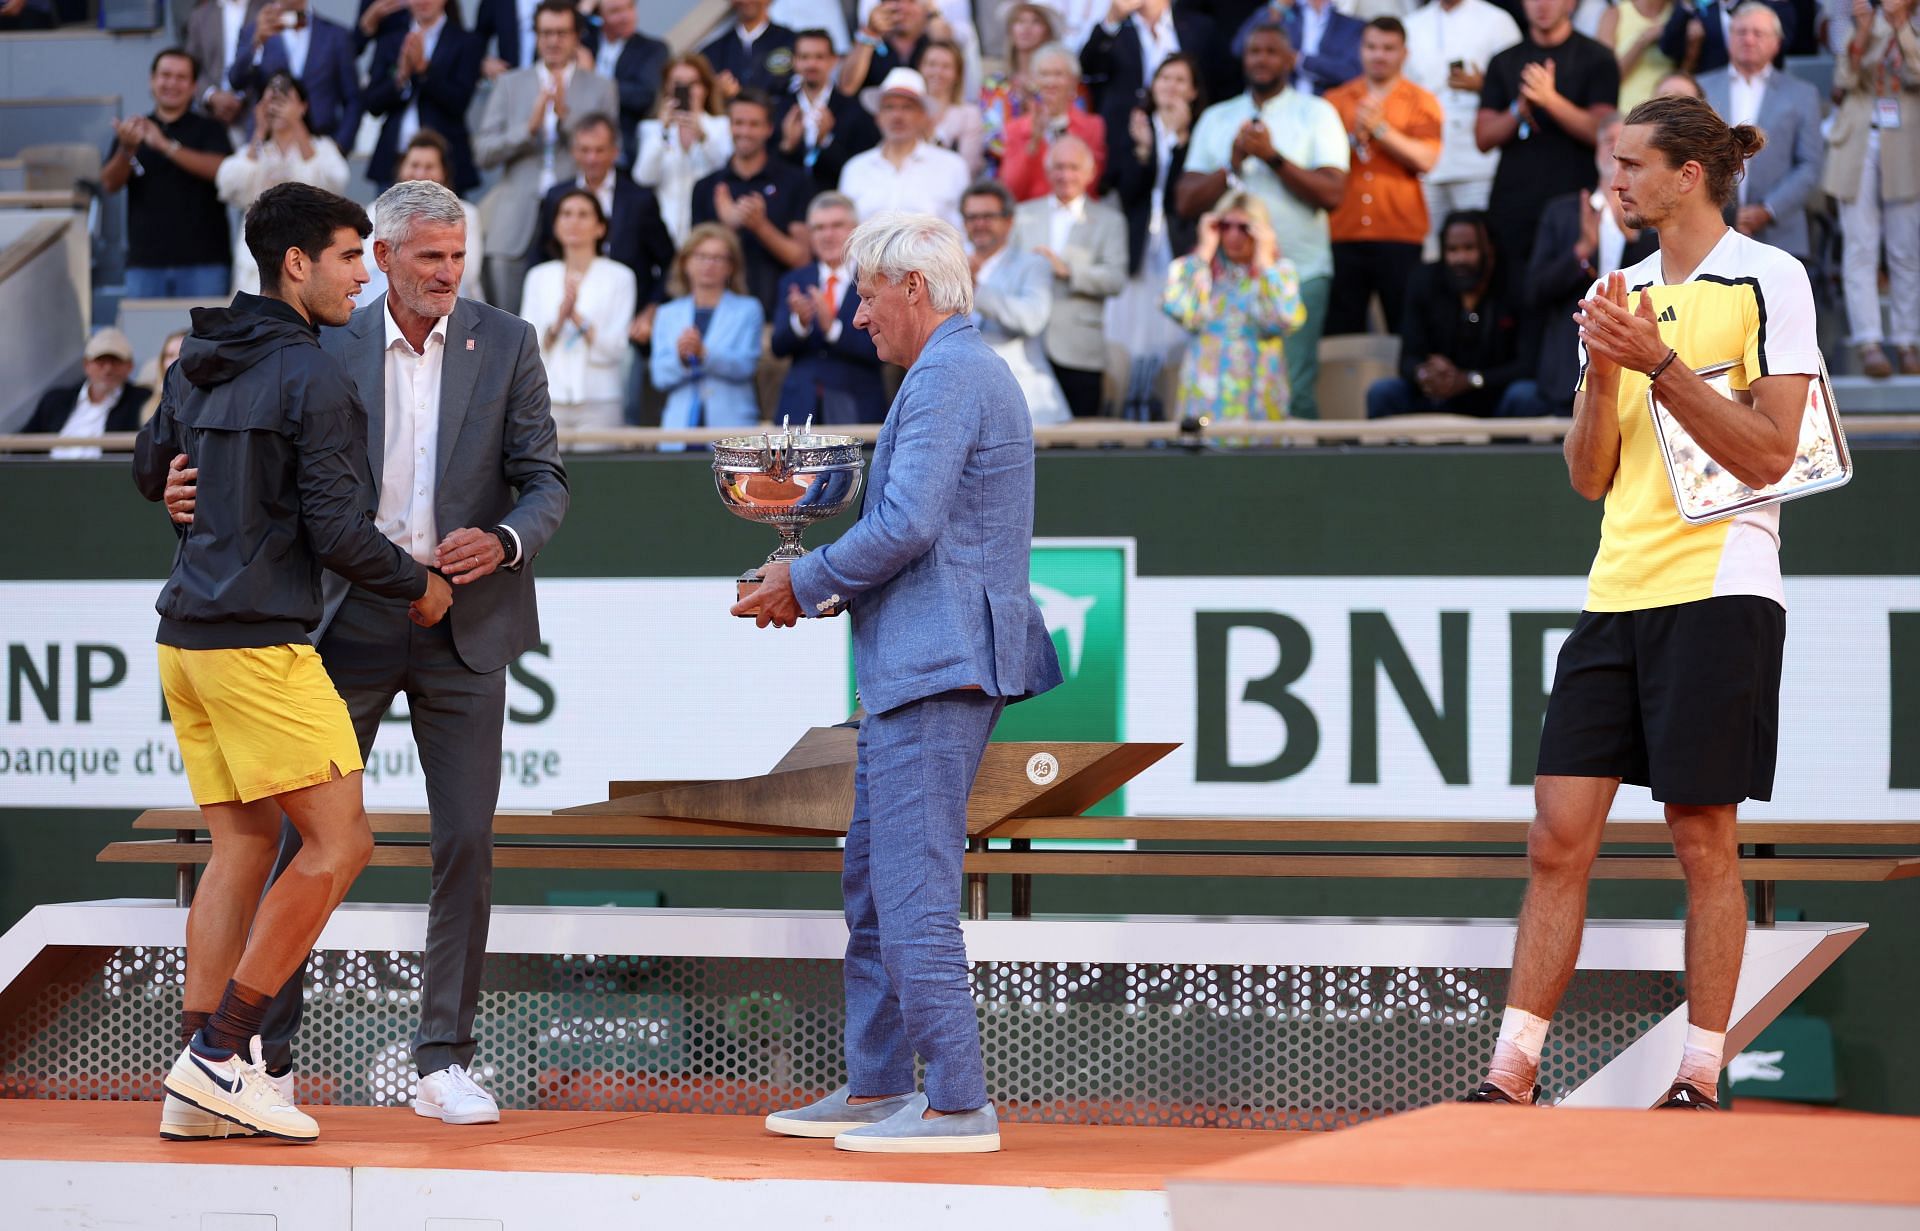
[473,65,620,258]
[185,0,267,105]
[318,296,569,674]
[789,315,1064,717]
[1702,68,1826,259]
[973,248,1069,425]
[1009,196,1129,372]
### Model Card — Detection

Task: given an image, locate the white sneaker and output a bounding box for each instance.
[162,1037,318,1142]
[159,1092,258,1140]
[412,1064,500,1125]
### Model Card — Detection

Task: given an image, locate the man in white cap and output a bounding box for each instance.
[25,328,152,459]
[836,67,971,229]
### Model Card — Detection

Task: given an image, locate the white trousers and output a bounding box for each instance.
[1840,129,1920,347]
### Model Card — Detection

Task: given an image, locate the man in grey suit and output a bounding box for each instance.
[472,0,618,313]
[172,180,568,1124]
[184,0,266,129]
[1009,135,1129,418]
[1700,4,1825,259]
[962,180,1069,425]
[739,212,1063,1153]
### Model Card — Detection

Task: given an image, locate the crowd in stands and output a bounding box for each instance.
[15,0,1920,449]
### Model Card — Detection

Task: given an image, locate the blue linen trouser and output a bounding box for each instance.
[842,688,1005,1113]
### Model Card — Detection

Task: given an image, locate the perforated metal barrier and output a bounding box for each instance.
[0,948,1680,1128]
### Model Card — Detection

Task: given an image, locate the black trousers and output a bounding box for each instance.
[1051,360,1105,419]
[1327,241,1423,335]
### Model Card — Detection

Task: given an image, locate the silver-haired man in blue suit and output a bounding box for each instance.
[735,210,1063,1154]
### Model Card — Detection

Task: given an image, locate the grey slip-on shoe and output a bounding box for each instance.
[764,1086,916,1138]
[834,1093,1002,1154]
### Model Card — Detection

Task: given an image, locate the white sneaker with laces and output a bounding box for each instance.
[413,1063,500,1125]
[162,1036,317,1142]
[159,1092,258,1140]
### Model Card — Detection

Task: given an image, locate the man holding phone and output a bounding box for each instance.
[1402,0,1521,253]
[229,0,362,148]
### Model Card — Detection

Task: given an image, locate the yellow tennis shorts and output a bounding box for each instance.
[157,642,364,806]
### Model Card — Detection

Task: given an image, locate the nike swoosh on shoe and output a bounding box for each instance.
[190,1054,241,1094]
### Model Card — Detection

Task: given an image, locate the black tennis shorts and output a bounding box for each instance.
[1536,596,1786,805]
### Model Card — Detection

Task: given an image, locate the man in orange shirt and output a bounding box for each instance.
[1324,18,1443,334]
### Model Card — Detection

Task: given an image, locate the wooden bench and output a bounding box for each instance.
[103,809,1920,924]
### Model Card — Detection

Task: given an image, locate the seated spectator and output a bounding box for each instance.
[1700,4,1824,261]
[1657,0,1794,75]
[1598,0,1677,113]
[1654,68,1704,97]
[522,188,639,442]
[637,53,734,245]
[982,2,1065,167]
[102,48,234,300]
[1011,134,1129,417]
[1512,117,1657,415]
[1231,0,1364,96]
[1476,0,1619,278]
[921,37,987,176]
[1162,193,1308,423]
[474,0,619,312]
[592,0,669,167]
[229,0,361,148]
[771,193,888,424]
[839,68,972,226]
[999,42,1108,201]
[1080,0,1224,125]
[691,90,815,314]
[1105,52,1206,419]
[964,180,1072,425]
[650,224,767,434]
[1176,21,1349,418]
[185,0,263,132]
[363,0,483,194]
[365,131,486,303]
[26,329,150,459]
[217,73,350,295]
[525,114,674,308]
[1402,0,1521,253]
[700,0,799,100]
[774,29,881,190]
[1367,210,1536,417]
[1325,17,1442,335]
[1826,0,1920,378]
[138,329,189,426]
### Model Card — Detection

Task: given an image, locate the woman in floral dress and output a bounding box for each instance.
[1162,192,1307,422]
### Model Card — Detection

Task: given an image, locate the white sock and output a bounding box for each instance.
[1678,1024,1726,1089]
[1497,1006,1550,1064]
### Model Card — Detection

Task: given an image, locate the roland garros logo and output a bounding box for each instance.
[1026,752,1060,786]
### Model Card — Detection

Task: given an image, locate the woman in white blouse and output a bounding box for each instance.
[634,53,732,246]
[520,189,638,445]
[364,131,486,304]
[919,37,986,177]
[216,74,348,295]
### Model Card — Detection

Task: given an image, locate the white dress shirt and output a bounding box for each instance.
[792,82,833,150]
[1132,10,1182,86]
[1296,0,1335,91]
[219,0,249,77]
[378,304,448,565]
[1728,65,1770,204]
[398,16,447,148]
[635,114,734,244]
[49,385,119,460]
[1402,0,1522,184]
[535,63,575,193]
[838,141,970,229]
[513,0,539,66]
[1048,193,1087,254]
[582,172,615,220]
[256,19,312,79]
[595,35,626,81]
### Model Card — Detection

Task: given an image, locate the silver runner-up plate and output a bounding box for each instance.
[1647,355,1851,525]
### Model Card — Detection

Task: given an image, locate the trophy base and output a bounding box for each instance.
[734,569,764,614]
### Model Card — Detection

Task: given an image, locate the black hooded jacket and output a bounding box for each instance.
[134,292,428,649]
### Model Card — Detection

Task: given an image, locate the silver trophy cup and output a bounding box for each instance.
[713,418,865,610]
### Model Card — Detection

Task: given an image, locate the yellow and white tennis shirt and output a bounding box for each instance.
[1577,229,1821,613]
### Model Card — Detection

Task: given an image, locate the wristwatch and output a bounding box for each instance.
[1468,372,1486,390]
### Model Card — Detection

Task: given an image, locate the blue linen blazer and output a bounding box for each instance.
[789,315,1064,716]
[649,291,766,431]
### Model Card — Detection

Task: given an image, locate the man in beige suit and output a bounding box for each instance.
[1009,135,1128,418]
[473,0,617,312]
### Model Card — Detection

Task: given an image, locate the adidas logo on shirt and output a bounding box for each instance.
[1658,305,1678,323]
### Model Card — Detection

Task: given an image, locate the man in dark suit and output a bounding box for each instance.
[194,180,569,1124]
[591,0,669,167]
[1658,0,1795,76]
[364,0,484,193]
[1080,0,1222,123]
[229,0,361,147]
[523,112,675,304]
[700,0,798,98]
[26,328,150,450]
[773,28,880,191]
[771,193,887,424]
[1231,0,1363,95]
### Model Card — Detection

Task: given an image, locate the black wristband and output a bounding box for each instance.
[490,525,516,567]
[1646,348,1680,383]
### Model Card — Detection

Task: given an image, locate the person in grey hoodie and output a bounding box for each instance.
[133,182,452,1144]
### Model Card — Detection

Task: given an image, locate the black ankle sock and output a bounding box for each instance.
[193,980,271,1059]
[181,1009,212,1049]
[265,1062,292,1079]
